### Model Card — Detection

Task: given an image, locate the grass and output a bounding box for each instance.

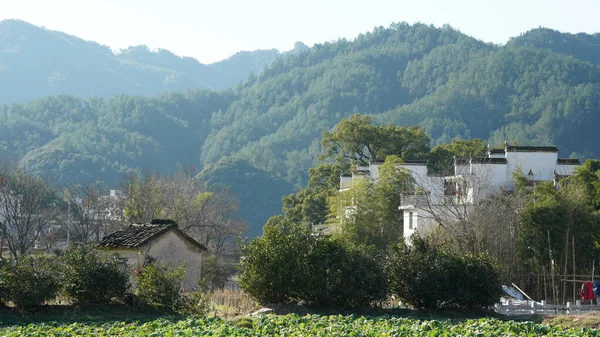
[207,288,259,318]
[542,312,600,328]
[0,304,186,327]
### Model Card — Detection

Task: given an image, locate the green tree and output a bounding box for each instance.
[239,217,312,304]
[321,114,430,165]
[328,155,413,250]
[428,138,488,174]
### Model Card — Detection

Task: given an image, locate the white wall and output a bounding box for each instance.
[148,231,203,291]
[106,231,203,292]
[402,207,441,242]
[340,176,352,190]
[507,151,558,182]
[469,163,510,200]
[368,161,383,181]
[556,164,579,176]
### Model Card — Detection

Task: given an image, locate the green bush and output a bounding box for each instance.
[386,235,502,310]
[2,255,61,310]
[62,244,130,304]
[179,290,209,316]
[303,239,388,308]
[452,254,503,309]
[136,261,185,311]
[240,218,387,308]
[239,217,313,304]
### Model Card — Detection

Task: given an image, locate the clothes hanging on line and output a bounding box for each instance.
[581,281,596,300]
[593,281,600,298]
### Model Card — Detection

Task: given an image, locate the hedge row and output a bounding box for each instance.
[0,245,205,314]
[240,222,503,310]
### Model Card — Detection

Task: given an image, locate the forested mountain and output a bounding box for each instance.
[2,22,600,236]
[0,20,281,104]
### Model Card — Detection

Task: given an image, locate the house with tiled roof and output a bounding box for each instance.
[98,219,207,291]
[338,142,582,241]
[399,142,581,239]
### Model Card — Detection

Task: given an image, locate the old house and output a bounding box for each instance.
[98,219,207,291]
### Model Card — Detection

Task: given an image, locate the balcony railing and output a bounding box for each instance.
[400,194,472,207]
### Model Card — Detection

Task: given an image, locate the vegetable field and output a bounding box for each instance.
[0,314,597,336]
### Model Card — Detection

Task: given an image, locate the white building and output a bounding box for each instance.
[339,143,581,241]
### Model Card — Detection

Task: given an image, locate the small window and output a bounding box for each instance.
[409,212,413,230]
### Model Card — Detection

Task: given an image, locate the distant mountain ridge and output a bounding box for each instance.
[0,19,282,104]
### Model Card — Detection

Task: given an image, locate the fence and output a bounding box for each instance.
[495,300,600,315]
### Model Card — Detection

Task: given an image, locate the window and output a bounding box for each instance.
[409,212,413,230]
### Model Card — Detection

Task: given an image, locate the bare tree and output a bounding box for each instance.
[121,170,247,257]
[406,160,502,253]
[120,171,164,224]
[468,191,524,279]
[64,183,124,243]
[0,167,58,262]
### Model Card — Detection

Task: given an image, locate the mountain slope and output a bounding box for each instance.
[0,20,280,104]
[508,28,600,65]
[2,22,600,236]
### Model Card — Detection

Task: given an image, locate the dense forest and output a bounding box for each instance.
[1,21,600,236]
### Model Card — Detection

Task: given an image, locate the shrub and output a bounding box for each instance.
[62,244,130,304]
[179,290,209,316]
[452,254,503,309]
[303,239,388,308]
[240,217,387,308]
[2,255,61,310]
[136,261,185,311]
[386,235,502,310]
[239,217,313,304]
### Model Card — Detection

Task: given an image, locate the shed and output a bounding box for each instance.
[98,219,207,291]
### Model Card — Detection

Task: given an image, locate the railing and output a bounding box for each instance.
[399,195,429,207]
[400,195,473,207]
[495,300,600,315]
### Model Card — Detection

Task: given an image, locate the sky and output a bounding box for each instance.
[2,0,600,64]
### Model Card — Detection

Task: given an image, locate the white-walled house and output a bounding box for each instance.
[339,143,581,241]
[98,219,207,291]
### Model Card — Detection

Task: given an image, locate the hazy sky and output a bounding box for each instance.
[2,0,600,64]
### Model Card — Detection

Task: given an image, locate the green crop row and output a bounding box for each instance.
[0,314,596,337]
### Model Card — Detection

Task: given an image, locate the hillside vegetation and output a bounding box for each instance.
[1,22,600,236]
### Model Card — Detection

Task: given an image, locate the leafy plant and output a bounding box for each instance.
[62,244,130,304]
[135,261,185,311]
[387,235,502,310]
[0,315,597,336]
[2,255,61,310]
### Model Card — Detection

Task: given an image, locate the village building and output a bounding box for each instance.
[339,143,581,241]
[98,219,207,291]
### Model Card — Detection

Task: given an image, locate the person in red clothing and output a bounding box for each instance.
[581,281,596,300]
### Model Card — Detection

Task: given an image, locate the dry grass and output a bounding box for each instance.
[207,289,259,319]
[543,312,600,328]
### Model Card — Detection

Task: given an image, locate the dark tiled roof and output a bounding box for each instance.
[369,159,385,163]
[557,158,581,165]
[506,145,559,153]
[471,157,508,164]
[489,149,505,154]
[340,173,352,177]
[98,221,206,251]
